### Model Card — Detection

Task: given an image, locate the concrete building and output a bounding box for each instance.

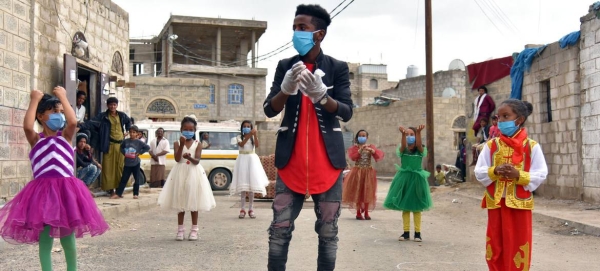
[342,67,467,174]
[461,4,600,203]
[347,63,396,107]
[0,0,130,203]
[128,15,268,123]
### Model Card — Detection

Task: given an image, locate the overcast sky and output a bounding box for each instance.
[114,0,592,88]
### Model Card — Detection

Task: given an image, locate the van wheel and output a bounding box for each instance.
[138,170,147,186]
[209,168,231,190]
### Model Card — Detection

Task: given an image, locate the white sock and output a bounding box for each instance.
[240,193,246,210]
[248,192,254,210]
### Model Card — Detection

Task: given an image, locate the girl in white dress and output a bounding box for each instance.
[158,116,216,241]
[230,120,269,219]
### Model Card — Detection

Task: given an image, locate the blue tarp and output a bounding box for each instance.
[509,46,547,100]
[559,31,580,48]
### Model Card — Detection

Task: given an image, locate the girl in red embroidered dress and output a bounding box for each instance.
[342,130,384,220]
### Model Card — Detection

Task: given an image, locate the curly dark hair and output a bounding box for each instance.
[180,117,197,140]
[295,4,331,31]
[354,129,368,144]
[36,94,61,125]
[240,120,254,145]
[500,99,534,126]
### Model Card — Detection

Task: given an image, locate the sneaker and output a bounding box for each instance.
[414,232,422,242]
[398,231,410,241]
[176,229,185,241]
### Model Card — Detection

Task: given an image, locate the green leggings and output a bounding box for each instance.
[39,226,77,271]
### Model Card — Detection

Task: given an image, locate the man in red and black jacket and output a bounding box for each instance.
[263,4,353,271]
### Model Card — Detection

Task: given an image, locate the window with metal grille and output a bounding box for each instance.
[209,84,215,104]
[228,84,244,104]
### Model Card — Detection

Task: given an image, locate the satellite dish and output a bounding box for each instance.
[442,87,457,98]
[449,59,466,71]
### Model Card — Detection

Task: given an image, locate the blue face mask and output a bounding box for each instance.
[242,127,251,134]
[292,31,319,56]
[181,131,195,139]
[498,120,520,137]
[46,113,65,131]
[406,136,416,145]
[357,136,367,144]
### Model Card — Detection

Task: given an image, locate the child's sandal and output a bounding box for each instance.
[248,210,256,219]
[188,229,199,241]
[239,209,246,219]
[176,229,185,241]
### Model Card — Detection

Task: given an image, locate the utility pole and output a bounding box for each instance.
[425,0,435,185]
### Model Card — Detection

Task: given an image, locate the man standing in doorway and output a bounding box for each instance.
[78,97,131,196]
[263,4,353,270]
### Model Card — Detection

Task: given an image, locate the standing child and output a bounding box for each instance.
[488,115,500,139]
[342,129,384,220]
[383,125,433,242]
[229,120,269,219]
[111,125,150,199]
[158,117,216,241]
[0,88,109,271]
[474,99,547,271]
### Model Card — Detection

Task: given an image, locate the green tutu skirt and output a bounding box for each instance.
[383,166,433,212]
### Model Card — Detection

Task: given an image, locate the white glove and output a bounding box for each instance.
[299,69,327,103]
[280,61,306,95]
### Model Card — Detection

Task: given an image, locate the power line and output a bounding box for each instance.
[488,0,520,33]
[330,0,348,14]
[479,0,517,35]
[473,0,504,36]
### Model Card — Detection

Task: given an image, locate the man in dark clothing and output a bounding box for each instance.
[78,97,131,195]
[263,4,353,271]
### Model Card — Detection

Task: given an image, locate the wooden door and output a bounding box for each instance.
[63,54,78,110]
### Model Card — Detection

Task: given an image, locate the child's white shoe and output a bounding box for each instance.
[188,226,199,241]
[176,226,185,241]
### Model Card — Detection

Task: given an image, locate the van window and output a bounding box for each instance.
[164,130,182,150]
[204,132,239,150]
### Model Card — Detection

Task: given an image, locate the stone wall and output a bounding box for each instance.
[0,0,32,203]
[342,97,465,174]
[129,42,155,76]
[33,0,130,111]
[175,73,266,122]
[383,70,467,100]
[580,11,600,202]
[0,0,130,203]
[129,77,210,121]
[521,41,582,200]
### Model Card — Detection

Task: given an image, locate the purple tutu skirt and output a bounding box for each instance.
[0,176,109,244]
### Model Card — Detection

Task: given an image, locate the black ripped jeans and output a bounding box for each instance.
[267,173,342,271]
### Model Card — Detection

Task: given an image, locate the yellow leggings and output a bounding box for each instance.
[402,211,422,232]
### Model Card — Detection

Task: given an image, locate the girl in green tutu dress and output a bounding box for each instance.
[383,125,433,242]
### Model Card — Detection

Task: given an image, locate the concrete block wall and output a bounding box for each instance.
[521,41,582,200]
[383,70,466,101]
[0,0,31,203]
[0,0,130,202]
[33,0,130,111]
[129,42,155,76]
[129,77,210,121]
[175,73,266,122]
[342,97,465,174]
[580,11,600,202]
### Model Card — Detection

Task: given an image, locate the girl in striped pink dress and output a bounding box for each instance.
[0,88,109,271]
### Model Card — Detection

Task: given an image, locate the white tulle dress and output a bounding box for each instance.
[229,135,269,196]
[158,140,216,212]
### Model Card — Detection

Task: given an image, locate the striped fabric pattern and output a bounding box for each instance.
[29,133,74,178]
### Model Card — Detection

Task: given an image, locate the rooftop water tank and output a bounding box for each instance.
[406,65,419,78]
